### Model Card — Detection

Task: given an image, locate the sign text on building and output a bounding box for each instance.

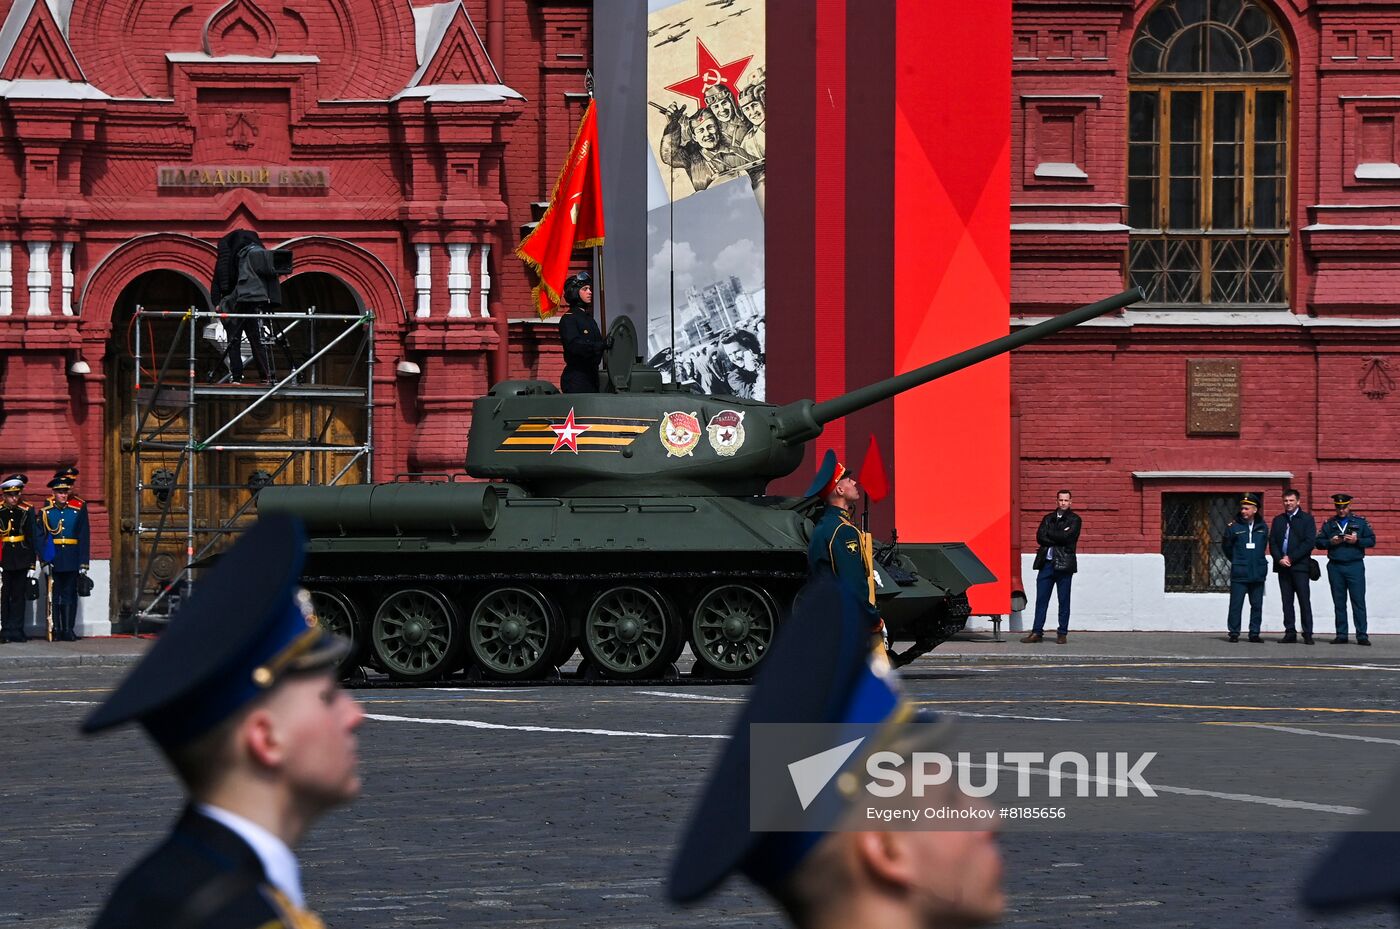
[157,166,331,190]
[1186,359,1241,436]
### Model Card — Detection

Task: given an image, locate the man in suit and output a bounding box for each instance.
[83,515,361,929]
[1268,487,1317,644]
[1316,492,1375,646]
[0,474,40,643]
[1022,489,1082,645]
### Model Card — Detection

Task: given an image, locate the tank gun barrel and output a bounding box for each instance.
[773,287,1143,444]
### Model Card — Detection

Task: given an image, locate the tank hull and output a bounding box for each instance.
[261,485,993,681]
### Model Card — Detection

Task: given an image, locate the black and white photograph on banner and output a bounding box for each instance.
[645,0,766,399]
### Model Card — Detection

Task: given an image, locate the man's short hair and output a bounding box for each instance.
[1057,489,1072,498]
[164,706,248,794]
[1283,488,1301,500]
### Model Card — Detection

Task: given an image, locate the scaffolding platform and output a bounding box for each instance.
[128,304,375,628]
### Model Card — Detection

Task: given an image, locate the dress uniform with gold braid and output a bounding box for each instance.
[0,474,41,643]
[40,470,89,641]
[804,450,882,634]
[83,515,350,929]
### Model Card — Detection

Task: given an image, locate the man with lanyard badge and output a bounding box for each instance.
[1317,493,1374,646]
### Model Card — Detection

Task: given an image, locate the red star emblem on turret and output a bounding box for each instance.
[664,38,753,110]
[549,407,591,454]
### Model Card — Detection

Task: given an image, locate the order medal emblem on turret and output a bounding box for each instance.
[660,412,703,457]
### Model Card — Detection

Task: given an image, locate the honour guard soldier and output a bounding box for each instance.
[1316,493,1374,646]
[83,515,361,929]
[40,470,89,641]
[667,573,1005,928]
[0,474,40,643]
[805,449,883,638]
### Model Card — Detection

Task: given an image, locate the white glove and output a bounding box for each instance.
[25,568,36,580]
[41,563,51,576]
[79,566,88,575]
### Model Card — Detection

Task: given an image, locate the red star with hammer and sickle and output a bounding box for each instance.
[664,38,753,110]
[549,407,591,454]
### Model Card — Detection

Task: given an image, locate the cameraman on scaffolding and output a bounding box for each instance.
[211,229,277,384]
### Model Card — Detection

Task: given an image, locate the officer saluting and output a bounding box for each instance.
[0,474,41,643]
[1317,493,1374,646]
[667,573,1004,927]
[83,515,362,929]
[805,449,883,638]
[40,469,89,641]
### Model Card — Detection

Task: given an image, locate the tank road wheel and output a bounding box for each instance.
[690,584,777,678]
[468,586,565,680]
[371,588,463,682]
[307,587,363,680]
[583,585,682,679]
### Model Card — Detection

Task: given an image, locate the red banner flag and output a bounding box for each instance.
[858,434,889,503]
[516,99,606,318]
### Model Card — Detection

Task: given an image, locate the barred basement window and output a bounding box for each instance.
[1128,0,1291,307]
[1162,493,1240,592]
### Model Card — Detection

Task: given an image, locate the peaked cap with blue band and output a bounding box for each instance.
[666,572,947,904]
[82,515,348,749]
[803,449,848,500]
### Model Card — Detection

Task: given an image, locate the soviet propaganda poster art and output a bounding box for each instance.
[645,0,766,400]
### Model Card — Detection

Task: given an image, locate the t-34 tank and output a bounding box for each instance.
[258,288,1142,682]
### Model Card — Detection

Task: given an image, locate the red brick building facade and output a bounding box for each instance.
[0,0,587,630]
[1012,0,1400,628]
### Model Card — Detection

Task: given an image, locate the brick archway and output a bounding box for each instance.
[79,233,216,332]
[273,235,407,324]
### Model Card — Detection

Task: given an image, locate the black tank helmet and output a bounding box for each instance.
[563,271,592,308]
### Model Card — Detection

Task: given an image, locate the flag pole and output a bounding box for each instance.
[585,70,606,333]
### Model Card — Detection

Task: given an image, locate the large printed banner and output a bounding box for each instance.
[644,0,767,400]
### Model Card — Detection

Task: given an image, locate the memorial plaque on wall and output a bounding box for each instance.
[1187,359,1241,435]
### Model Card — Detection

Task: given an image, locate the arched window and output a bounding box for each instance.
[1127,0,1291,306]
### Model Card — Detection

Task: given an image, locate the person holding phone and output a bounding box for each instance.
[1316,493,1374,645]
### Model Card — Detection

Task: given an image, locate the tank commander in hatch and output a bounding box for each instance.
[83,514,362,929]
[558,271,606,394]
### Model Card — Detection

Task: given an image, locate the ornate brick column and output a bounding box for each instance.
[406,319,500,473]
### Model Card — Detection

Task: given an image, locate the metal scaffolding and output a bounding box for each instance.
[129,304,375,626]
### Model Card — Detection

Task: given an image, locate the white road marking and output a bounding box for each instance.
[1224,722,1400,747]
[633,690,744,702]
[0,679,40,685]
[364,713,727,740]
[50,700,99,705]
[940,710,1076,722]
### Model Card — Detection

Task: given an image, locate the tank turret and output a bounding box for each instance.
[465,288,1142,496]
[261,288,1143,684]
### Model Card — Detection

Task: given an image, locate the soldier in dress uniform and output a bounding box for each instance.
[667,572,1005,928]
[0,474,40,643]
[805,449,883,638]
[1316,492,1375,646]
[39,470,89,641]
[83,515,361,929]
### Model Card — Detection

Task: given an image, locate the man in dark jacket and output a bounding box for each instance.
[1269,488,1317,644]
[558,271,605,393]
[1316,492,1375,646]
[1223,492,1269,643]
[1023,489,1081,644]
[211,228,273,384]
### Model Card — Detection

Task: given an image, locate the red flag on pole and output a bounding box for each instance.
[859,434,889,503]
[515,99,606,319]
